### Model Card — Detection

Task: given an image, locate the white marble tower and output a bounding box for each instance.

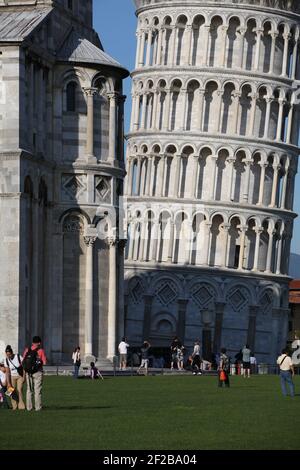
[124,0,300,363]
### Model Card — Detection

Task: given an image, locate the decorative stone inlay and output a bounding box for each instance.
[130,278,144,304]
[191,283,215,308]
[227,288,249,312]
[61,174,87,202]
[260,290,274,314]
[156,280,178,306]
[95,176,111,203]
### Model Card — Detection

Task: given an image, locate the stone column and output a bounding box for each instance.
[215,91,223,133]
[118,95,126,163]
[203,25,210,66]
[257,163,267,205]
[135,32,141,68]
[254,28,263,71]
[281,32,290,77]
[125,157,133,196]
[180,89,188,130]
[152,91,159,129]
[196,88,205,131]
[108,92,118,163]
[150,218,159,261]
[146,155,153,196]
[291,35,299,80]
[280,160,290,209]
[233,92,241,135]
[143,295,154,340]
[138,30,146,67]
[247,306,259,353]
[168,221,175,262]
[205,222,212,266]
[140,93,148,130]
[210,156,218,200]
[222,224,230,268]
[173,154,182,197]
[243,160,252,203]
[220,26,228,67]
[128,222,136,260]
[270,164,280,208]
[269,32,278,74]
[136,156,142,196]
[107,237,117,359]
[159,155,166,197]
[145,29,153,66]
[83,234,97,359]
[238,28,246,68]
[133,93,141,131]
[227,157,235,201]
[38,67,44,154]
[117,240,126,341]
[276,231,284,275]
[238,225,247,270]
[263,97,272,140]
[286,104,294,144]
[29,61,34,150]
[156,27,164,65]
[191,156,199,198]
[177,299,188,341]
[152,30,158,66]
[266,229,275,273]
[213,302,225,353]
[185,25,193,65]
[84,88,98,160]
[249,93,257,136]
[252,227,263,271]
[276,98,285,141]
[163,89,171,131]
[170,26,177,65]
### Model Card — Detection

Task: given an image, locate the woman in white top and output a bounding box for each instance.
[277,348,295,397]
[4,345,25,410]
[72,347,81,379]
[0,362,10,409]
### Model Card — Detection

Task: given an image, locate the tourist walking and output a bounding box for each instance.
[218,348,230,388]
[72,346,81,379]
[242,344,251,378]
[118,337,130,370]
[277,348,295,398]
[23,336,47,411]
[137,341,151,375]
[191,341,202,375]
[177,345,185,371]
[170,337,181,370]
[3,345,25,410]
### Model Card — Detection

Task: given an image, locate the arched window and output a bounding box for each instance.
[66,82,77,112]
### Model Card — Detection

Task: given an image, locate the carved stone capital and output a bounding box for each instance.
[83,236,97,247]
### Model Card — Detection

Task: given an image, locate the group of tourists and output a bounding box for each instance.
[0,336,47,411]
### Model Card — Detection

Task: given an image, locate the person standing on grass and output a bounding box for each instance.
[250,354,257,374]
[118,337,129,371]
[0,362,10,409]
[137,341,151,375]
[218,348,230,388]
[277,348,295,398]
[170,336,181,370]
[191,340,202,375]
[242,344,251,378]
[72,346,81,379]
[4,345,25,410]
[23,336,47,411]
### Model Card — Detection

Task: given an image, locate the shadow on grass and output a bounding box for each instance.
[43,406,112,411]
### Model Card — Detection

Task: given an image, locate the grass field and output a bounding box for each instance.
[1,375,300,450]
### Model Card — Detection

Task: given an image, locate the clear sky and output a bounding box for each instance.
[94,0,300,256]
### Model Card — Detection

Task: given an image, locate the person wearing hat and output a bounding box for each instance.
[4,345,25,410]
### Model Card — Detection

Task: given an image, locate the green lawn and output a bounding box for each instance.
[1,375,300,450]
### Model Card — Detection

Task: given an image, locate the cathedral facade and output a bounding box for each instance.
[125,0,300,363]
[0,0,128,363]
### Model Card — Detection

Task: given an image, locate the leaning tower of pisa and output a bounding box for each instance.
[124,0,300,363]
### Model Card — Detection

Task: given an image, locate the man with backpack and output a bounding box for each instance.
[23,336,47,411]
